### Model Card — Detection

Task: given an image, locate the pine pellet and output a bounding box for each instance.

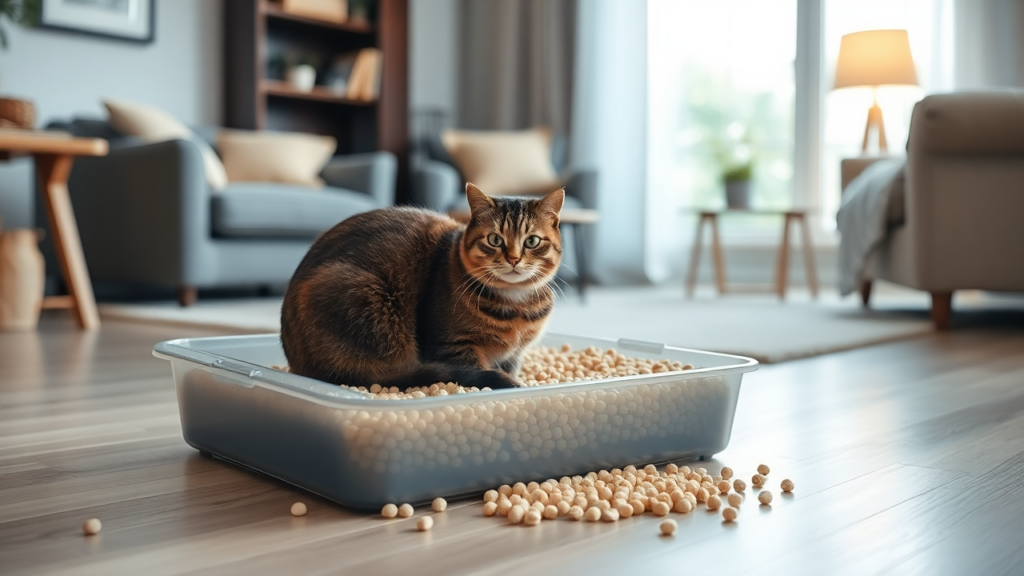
[508,505,526,524]
[484,490,499,503]
[543,505,558,520]
[381,503,398,518]
[751,474,765,488]
[432,497,448,512]
[584,506,602,521]
[82,518,102,536]
[497,499,513,516]
[758,491,773,505]
[398,503,414,518]
[757,464,770,475]
[568,505,585,521]
[727,493,742,508]
[720,466,733,479]
[602,508,620,522]
[733,479,747,492]
[660,519,677,535]
[417,516,434,531]
[722,507,738,522]
[524,509,542,526]
[781,479,794,493]
[556,500,571,515]
[652,501,670,516]
[291,502,308,517]
[483,501,498,516]
[673,498,693,514]
[707,495,722,511]
[717,480,731,494]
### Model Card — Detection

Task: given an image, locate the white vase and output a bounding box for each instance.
[725,180,752,209]
[287,65,317,92]
[0,230,44,331]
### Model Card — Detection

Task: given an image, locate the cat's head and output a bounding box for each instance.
[460,183,564,290]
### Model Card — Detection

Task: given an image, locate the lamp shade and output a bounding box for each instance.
[833,29,919,90]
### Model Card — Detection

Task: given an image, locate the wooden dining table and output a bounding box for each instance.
[0,129,108,330]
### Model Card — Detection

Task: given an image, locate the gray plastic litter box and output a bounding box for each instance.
[154,333,757,510]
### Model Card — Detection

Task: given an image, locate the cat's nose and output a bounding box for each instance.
[507,257,521,267]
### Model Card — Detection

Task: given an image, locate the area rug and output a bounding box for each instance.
[101,282,1019,363]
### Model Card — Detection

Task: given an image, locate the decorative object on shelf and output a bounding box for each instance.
[286,63,317,92]
[0,0,38,49]
[38,0,153,43]
[723,162,752,209]
[347,0,373,24]
[282,0,347,23]
[0,97,34,128]
[833,29,918,153]
[0,228,44,331]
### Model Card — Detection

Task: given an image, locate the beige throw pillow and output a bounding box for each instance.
[103,99,229,190]
[441,127,561,196]
[217,131,337,188]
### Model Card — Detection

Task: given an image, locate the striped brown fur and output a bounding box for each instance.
[280,184,564,389]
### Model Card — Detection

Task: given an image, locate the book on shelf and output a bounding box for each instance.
[326,48,381,101]
[280,0,348,23]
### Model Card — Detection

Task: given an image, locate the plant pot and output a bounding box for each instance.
[286,65,317,93]
[0,98,36,129]
[725,180,752,209]
[0,230,45,331]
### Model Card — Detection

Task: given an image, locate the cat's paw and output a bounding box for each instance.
[471,370,521,390]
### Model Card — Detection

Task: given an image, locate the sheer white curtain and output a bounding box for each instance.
[955,0,1024,88]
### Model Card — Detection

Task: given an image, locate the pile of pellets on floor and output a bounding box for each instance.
[338,344,695,399]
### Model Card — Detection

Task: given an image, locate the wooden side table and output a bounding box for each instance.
[684,209,819,300]
[0,129,108,330]
[447,208,599,300]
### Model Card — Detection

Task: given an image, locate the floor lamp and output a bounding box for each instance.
[833,29,919,153]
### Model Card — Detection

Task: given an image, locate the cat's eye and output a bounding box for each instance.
[486,233,504,247]
[524,235,541,249]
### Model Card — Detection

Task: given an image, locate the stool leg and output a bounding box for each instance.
[775,214,792,300]
[709,215,727,294]
[685,215,706,298]
[572,223,590,302]
[797,214,819,299]
[930,291,953,331]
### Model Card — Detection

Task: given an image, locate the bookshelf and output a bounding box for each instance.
[224,0,409,202]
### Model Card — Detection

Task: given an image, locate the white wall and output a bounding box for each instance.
[409,0,457,129]
[0,0,222,126]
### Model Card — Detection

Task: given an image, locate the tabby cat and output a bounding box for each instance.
[280,183,564,390]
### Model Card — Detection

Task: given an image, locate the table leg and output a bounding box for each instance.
[35,154,100,330]
[684,214,706,298]
[709,214,727,294]
[797,214,819,299]
[775,214,792,300]
[571,223,589,303]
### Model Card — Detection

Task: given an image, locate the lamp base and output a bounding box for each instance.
[862,102,888,153]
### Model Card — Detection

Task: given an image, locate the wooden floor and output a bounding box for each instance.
[2,312,1024,575]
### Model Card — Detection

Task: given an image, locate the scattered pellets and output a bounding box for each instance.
[751,474,765,488]
[720,466,734,479]
[660,519,678,536]
[417,516,434,531]
[717,480,732,495]
[398,503,414,518]
[82,518,102,536]
[616,502,634,518]
[696,488,709,503]
[758,491,773,506]
[432,498,448,512]
[585,506,602,522]
[483,502,498,516]
[602,508,620,522]
[734,479,747,492]
[757,464,770,476]
[291,502,308,517]
[630,499,645,515]
[543,505,558,520]
[707,495,722,511]
[666,463,679,474]
[568,505,585,521]
[722,507,738,522]
[381,503,398,518]
[483,490,499,503]
[652,501,670,516]
[497,499,513,516]
[524,509,542,526]
[508,505,526,524]
[556,500,571,516]
[728,493,742,508]
[781,479,795,493]
[673,498,693,514]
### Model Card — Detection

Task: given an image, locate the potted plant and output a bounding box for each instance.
[0,0,37,49]
[723,161,753,209]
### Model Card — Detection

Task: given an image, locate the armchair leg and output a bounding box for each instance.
[859,280,873,308]
[178,286,198,307]
[930,291,953,331]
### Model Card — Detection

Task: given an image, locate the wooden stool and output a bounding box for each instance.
[447,208,598,301]
[0,129,108,329]
[684,209,819,300]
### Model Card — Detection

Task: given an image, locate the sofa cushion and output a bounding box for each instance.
[447,191,584,214]
[212,183,376,238]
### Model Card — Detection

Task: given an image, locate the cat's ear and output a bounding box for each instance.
[466,183,495,214]
[537,188,565,216]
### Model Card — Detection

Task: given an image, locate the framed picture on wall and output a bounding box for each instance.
[38,0,155,44]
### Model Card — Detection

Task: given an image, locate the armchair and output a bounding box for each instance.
[44,119,396,305]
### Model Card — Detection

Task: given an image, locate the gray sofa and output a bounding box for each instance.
[47,119,396,305]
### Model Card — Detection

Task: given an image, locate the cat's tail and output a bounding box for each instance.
[376,363,520,391]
